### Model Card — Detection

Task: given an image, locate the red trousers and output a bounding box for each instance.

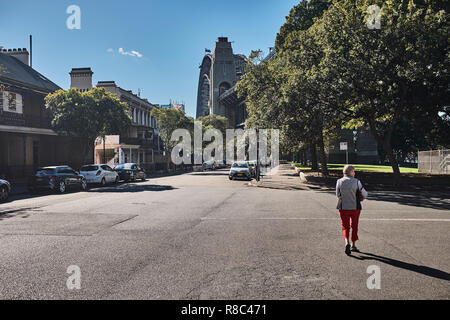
[339,210,361,242]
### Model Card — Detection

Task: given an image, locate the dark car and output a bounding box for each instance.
[114,163,146,182]
[0,179,11,202]
[28,166,87,194]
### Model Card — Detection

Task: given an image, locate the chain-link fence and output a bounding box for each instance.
[418,150,450,174]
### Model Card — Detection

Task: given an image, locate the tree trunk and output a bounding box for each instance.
[383,140,401,176]
[318,130,329,176]
[309,142,318,171]
[367,117,401,184]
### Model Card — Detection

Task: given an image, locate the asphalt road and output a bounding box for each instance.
[0,169,449,299]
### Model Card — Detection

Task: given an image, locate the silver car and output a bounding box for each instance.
[202,160,216,171]
[247,160,257,177]
[229,161,252,181]
[80,164,119,186]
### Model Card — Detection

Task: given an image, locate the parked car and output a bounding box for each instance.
[114,163,146,182]
[0,179,11,202]
[229,161,252,181]
[215,160,227,169]
[202,160,216,171]
[28,166,87,194]
[247,160,257,177]
[80,164,119,186]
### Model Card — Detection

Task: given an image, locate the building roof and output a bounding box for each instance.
[0,52,61,93]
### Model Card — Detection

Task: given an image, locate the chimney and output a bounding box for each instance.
[3,48,30,66]
[69,67,94,92]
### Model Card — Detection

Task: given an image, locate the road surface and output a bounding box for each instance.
[0,169,449,299]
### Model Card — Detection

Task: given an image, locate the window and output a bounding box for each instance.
[81,165,98,172]
[1,91,23,113]
[8,93,16,111]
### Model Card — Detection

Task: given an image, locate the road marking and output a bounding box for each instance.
[201,217,450,222]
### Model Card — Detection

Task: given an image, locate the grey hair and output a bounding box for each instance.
[343,165,355,176]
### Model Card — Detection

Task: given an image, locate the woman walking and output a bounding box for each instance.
[336,165,368,255]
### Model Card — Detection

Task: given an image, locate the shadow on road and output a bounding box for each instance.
[350,252,450,281]
[190,172,229,176]
[89,183,177,193]
[1,182,177,205]
[316,189,450,211]
[366,192,450,211]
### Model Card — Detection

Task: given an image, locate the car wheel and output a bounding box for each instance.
[81,179,88,191]
[101,178,106,186]
[58,181,66,193]
[0,186,9,202]
[229,176,233,180]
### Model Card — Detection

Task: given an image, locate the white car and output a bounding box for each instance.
[229,161,252,181]
[80,164,119,186]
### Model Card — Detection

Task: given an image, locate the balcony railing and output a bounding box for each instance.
[121,137,155,148]
[0,111,52,128]
[0,110,25,126]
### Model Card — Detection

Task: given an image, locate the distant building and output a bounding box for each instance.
[196,37,248,127]
[327,128,379,164]
[0,50,91,181]
[68,68,164,170]
[69,67,93,92]
[96,80,162,169]
[160,102,185,112]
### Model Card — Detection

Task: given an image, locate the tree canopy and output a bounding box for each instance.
[237,0,449,180]
[45,88,132,162]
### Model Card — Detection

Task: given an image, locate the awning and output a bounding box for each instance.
[0,124,57,136]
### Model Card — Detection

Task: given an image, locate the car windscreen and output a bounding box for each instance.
[36,168,55,175]
[115,164,132,170]
[232,163,248,168]
[80,165,98,172]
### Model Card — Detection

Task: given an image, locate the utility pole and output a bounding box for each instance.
[256,128,260,182]
[103,136,106,164]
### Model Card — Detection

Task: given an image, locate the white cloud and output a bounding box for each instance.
[106,48,114,53]
[118,47,143,58]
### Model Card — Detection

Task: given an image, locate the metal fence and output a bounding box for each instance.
[418,149,450,174]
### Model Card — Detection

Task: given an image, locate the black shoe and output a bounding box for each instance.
[345,244,351,255]
[351,246,360,253]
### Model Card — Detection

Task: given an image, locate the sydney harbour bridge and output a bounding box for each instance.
[196,37,249,128]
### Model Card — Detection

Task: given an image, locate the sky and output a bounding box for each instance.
[0,0,298,117]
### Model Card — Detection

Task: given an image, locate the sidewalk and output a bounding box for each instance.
[250,164,325,191]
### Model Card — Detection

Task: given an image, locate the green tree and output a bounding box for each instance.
[197,114,230,134]
[45,88,131,162]
[275,0,332,50]
[317,0,448,179]
[151,108,194,169]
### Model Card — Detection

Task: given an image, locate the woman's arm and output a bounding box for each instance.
[358,180,368,198]
[336,180,341,198]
